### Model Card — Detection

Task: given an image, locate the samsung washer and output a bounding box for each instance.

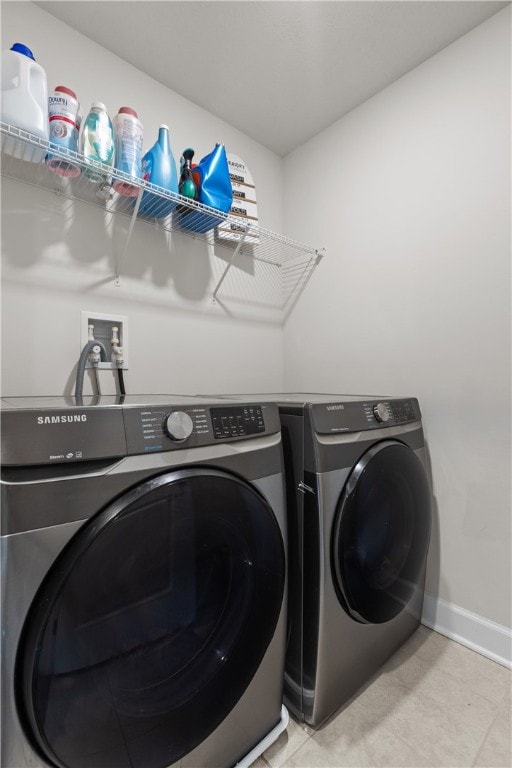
[206,393,432,727]
[1,395,288,768]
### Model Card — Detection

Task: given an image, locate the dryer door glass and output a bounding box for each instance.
[332,440,431,624]
[17,468,285,768]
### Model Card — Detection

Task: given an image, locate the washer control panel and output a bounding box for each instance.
[211,405,265,439]
[163,411,194,441]
[124,403,276,454]
[312,398,421,434]
[0,397,280,465]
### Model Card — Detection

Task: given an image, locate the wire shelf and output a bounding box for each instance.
[1,122,324,316]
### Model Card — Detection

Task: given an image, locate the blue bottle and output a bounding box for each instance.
[138,124,178,218]
[177,143,233,233]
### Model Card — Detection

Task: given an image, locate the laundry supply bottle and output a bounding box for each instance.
[112,106,144,196]
[177,143,233,233]
[1,42,49,162]
[46,85,81,177]
[179,147,198,200]
[138,124,178,218]
[80,101,115,182]
[176,147,199,221]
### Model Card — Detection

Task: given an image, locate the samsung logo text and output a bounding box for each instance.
[37,415,87,424]
[326,405,345,411]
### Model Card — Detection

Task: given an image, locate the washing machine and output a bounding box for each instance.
[206,393,432,727]
[1,394,288,768]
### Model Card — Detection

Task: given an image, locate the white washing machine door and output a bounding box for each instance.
[17,467,285,768]
[331,440,431,624]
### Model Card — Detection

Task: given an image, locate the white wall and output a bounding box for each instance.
[283,8,511,629]
[1,1,286,397]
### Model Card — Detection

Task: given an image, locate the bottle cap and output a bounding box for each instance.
[159,124,169,131]
[10,43,35,60]
[118,107,138,118]
[91,101,107,111]
[55,85,77,100]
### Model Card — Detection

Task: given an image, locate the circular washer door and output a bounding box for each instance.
[331,440,431,624]
[17,468,285,768]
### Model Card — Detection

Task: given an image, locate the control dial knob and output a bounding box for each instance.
[373,402,391,423]
[164,411,194,441]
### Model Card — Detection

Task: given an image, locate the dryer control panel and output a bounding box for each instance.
[124,403,277,455]
[311,398,421,434]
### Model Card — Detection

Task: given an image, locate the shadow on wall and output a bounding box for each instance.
[2,176,293,322]
[1,180,77,268]
[1,176,214,302]
[110,213,213,300]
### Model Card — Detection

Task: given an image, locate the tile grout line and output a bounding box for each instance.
[281,726,315,767]
[381,672,505,765]
[353,684,483,768]
[470,687,509,768]
[392,639,510,707]
[265,722,315,768]
[378,719,436,767]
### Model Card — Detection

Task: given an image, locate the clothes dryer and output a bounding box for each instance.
[207,393,432,727]
[1,395,288,768]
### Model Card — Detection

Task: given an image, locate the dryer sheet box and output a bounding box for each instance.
[216,154,259,246]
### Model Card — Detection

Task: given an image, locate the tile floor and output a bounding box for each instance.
[255,626,511,768]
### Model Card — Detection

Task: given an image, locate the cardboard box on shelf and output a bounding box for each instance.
[217,153,259,246]
[230,199,258,222]
[216,220,259,246]
[231,182,257,205]
[227,155,253,185]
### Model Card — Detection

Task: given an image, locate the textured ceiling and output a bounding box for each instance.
[36,1,509,156]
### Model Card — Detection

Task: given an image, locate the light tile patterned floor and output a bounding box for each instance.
[255,626,511,768]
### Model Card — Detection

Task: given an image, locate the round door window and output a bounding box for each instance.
[331,440,431,624]
[17,468,285,768]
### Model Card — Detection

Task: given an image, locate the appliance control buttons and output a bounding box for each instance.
[164,411,194,441]
[211,406,265,439]
[373,402,392,423]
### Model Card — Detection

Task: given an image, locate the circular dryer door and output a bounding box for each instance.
[17,468,285,768]
[331,440,431,624]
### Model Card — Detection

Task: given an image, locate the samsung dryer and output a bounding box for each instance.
[1,395,288,768]
[209,393,432,728]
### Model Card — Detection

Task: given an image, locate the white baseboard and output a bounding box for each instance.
[421,593,512,669]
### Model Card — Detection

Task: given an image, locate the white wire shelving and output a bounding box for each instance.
[1,122,324,316]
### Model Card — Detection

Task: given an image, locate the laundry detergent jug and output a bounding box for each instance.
[1,42,49,162]
[138,124,178,218]
[177,143,232,233]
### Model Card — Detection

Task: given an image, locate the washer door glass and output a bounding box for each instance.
[17,468,285,768]
[331,440,431,624]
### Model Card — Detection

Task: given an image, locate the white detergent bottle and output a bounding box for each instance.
[1,42,49,162]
